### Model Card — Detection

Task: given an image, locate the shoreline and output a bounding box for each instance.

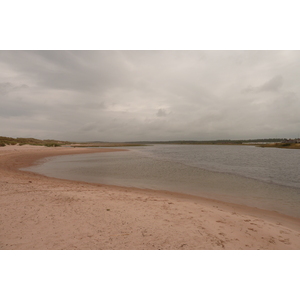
[1,145,300,249]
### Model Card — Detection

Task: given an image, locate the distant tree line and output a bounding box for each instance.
[133,138,285,145]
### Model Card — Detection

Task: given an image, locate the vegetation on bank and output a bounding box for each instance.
[131,138,300,149]
[257,143,300,149]
[0,136,71,147]
[1,136,299,149]
[133,138,285,145]
[0,136,146,148]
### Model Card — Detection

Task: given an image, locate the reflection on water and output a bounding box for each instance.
[23,145,300,218]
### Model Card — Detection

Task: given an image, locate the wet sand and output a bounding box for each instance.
[1,145,300,249]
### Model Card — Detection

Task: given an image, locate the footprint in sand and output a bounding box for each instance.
[269,237,276,244]
[280,230,291,234]
[279,238,291,245]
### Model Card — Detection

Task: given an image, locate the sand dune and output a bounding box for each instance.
[1,145,299,250]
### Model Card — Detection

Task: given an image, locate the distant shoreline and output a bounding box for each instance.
[1,145,300,249]
[2,134,300,150]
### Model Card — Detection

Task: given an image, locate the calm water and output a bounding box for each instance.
[23,145,300,218]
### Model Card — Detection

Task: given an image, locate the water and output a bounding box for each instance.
[23,145,300,218]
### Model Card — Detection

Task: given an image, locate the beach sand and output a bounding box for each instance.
[1,145,300,250]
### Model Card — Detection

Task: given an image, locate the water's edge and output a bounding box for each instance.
[22,146,300,218]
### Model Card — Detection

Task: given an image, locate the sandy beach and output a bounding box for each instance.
[1,145,300,250]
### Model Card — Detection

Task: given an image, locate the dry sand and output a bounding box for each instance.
[1,145,300,250]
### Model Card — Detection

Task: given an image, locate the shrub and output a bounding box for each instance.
[44,143,61,147]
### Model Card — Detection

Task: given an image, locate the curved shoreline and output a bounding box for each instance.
[1,145,300,249]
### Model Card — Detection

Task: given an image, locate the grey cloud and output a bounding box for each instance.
[156,108,167,117]
[242,75,283,94]
[1,51,300,141]
[0,82,13,94]
[81,122,99,132]
[0,98,35,118]
[0,82,29,95]
[0,51,130,93]
[259,75,283,92]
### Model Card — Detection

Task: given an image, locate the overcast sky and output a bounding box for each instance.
[1,50,300,142]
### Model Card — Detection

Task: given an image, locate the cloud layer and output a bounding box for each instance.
[1,50,300,141]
